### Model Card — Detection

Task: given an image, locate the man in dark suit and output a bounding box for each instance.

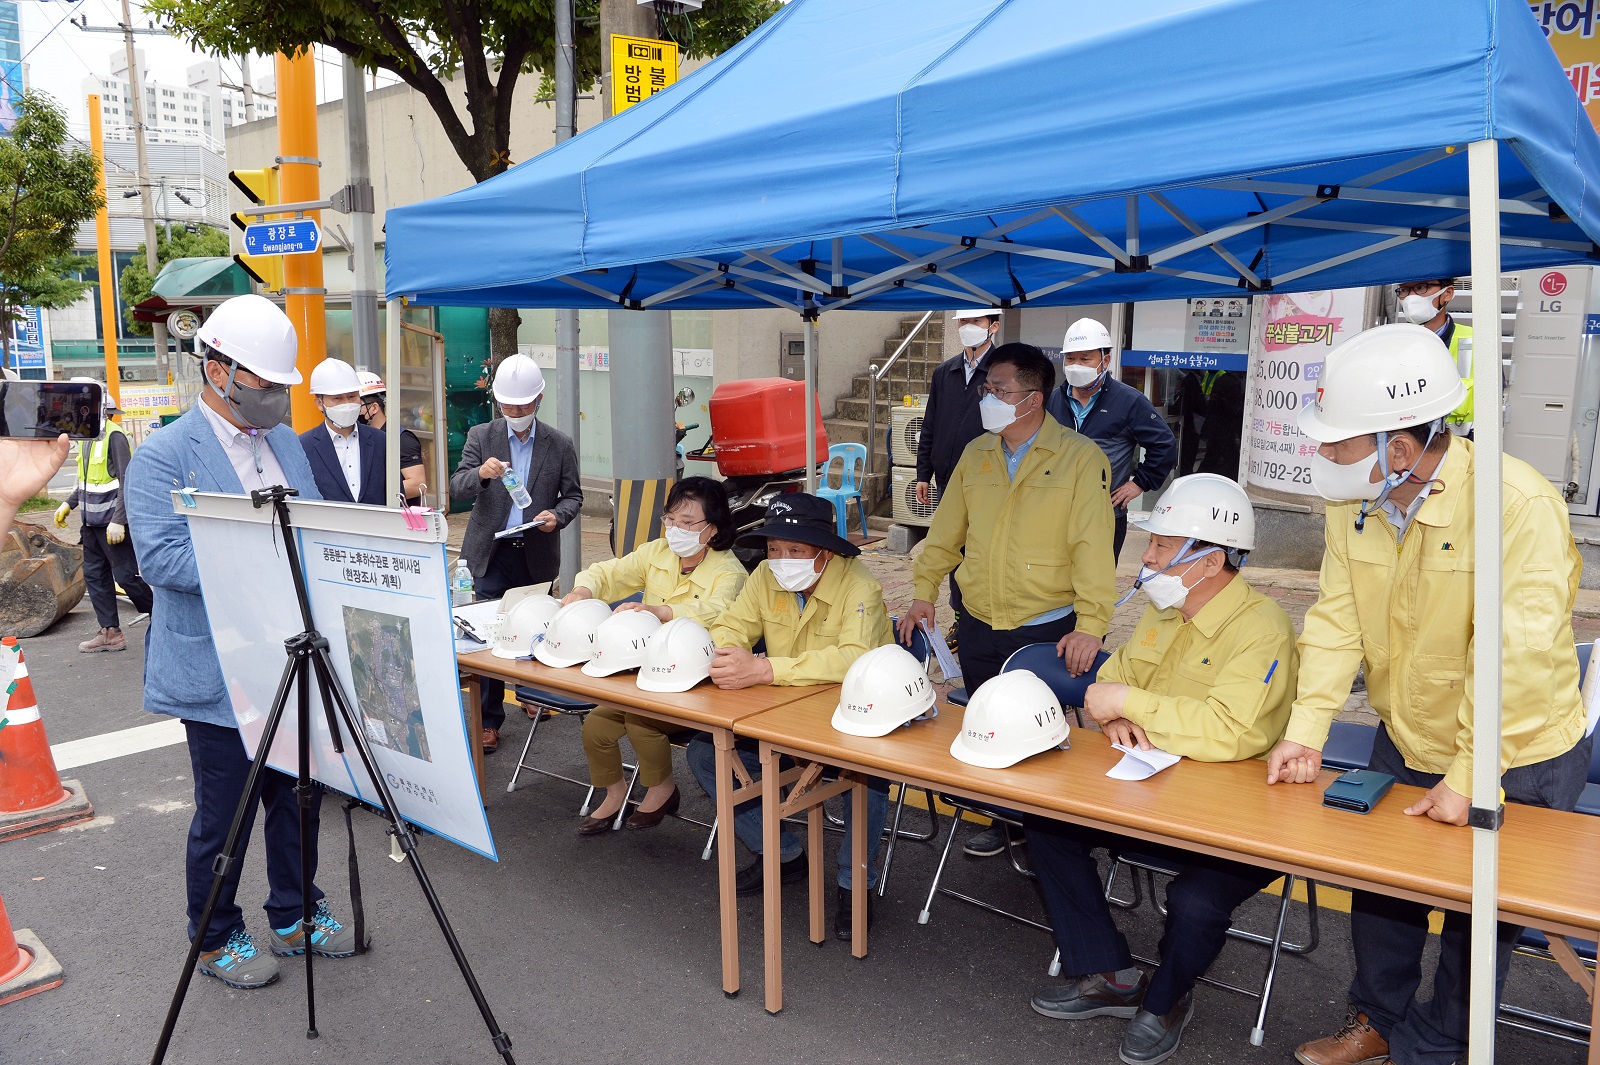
[299,359,390,507]
[450,354,583,753]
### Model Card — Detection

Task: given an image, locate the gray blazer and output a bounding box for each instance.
[450,417,582,582]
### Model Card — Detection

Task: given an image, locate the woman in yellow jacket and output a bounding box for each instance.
[560,477,747,834]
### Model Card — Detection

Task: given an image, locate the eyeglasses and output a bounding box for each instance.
[1394,282,1446,298]
[980,384,1038,402]
[661,513,708,530]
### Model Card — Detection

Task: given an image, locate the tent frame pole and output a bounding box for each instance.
[1466,136,1504,1065]
[804,312,818,494]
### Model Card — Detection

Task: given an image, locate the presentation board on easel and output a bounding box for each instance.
[177,491,496,860]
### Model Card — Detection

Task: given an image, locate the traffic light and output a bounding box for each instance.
[228,167,284,293]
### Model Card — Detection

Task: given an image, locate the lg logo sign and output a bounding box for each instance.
[1538,271,1569,313]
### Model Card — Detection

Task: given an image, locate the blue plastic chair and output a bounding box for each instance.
[816,442,869,540]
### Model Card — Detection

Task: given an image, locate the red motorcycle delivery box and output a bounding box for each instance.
[708,378,830,477]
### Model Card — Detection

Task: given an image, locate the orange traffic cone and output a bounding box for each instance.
[0,636,93,842]
[0,890,63,1006]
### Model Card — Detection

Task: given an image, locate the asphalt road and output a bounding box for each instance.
[2,600,1590,1065]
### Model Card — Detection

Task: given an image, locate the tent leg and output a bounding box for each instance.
[805,315,818,494]
[385,298,404,507]
[1466,136,1504,1065]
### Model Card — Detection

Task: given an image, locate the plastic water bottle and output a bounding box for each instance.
[451,559,475,607]
[500,467,533,510]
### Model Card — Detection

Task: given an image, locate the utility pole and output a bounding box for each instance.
[117,0,171,385]
[599,0,676,558]
[238,53,256,122]
[341,56,378,376]
[555,0,583,588]
[275,49,327,431]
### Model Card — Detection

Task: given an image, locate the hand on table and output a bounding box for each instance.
[897,600,935,647]
[1057,630,1102,676]
[1083,682,1129,725]
[1405,780,1471,826]
[1100,718,1152,751]
[708,645,774,689]
[1109,480,1142,509]
[1266,740,1323,784]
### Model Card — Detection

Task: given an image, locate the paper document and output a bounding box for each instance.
[920,620,961,683]
[1582,640,1599,738]
[494,518,546,539]
[1106,743,1182,781]
[452,598,506,638]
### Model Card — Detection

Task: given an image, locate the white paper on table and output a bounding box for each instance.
[920,619,962,683]
[1106,743,1182,781]
[1582,640,1599,738]
[452,599,505,644]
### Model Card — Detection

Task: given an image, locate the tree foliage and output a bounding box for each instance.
[117,226,232,335]
[0,91,104,371]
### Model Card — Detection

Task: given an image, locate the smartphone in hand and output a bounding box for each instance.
[0,380,103,440]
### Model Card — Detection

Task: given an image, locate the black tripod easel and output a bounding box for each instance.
[152,486,515,1064]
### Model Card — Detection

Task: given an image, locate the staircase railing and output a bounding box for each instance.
[867,310,937,483]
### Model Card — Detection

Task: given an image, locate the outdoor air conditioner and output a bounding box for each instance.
[891,466,938,527]
[890,405,927,466]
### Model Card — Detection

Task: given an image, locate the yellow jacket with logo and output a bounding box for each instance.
[709,555,892,685]
[1445,322,1474,425]
[912,417,1116,637]
[1285,437,1586,796]
[1107,575,1298,762]
[574,538,747,627]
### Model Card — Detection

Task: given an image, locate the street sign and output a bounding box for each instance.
[610,34,679,115]
[242,219,322,257]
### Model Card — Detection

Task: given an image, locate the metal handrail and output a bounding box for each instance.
[867,310,937,484]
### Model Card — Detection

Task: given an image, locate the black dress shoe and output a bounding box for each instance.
[735,851,807,896]
[834,887,876,941]
[624,788,680,829]
[576,813,615,836]
[1119,993,1193,1065]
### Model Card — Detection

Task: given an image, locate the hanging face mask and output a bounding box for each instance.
[1114,538,1218,610]
[958,324,990,349]
[505,412,535,433]
[664,525,706,558]
[214,364,291,431]
[323,402,362,429]
[1309,450,1383,502]
[1062,361,1105,389]
[1397,292,1443,326]
[769,555,822,592]
[979,392,1024,433]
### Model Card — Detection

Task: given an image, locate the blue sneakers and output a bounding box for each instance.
[268,900,359,959]
[196,929,280,989]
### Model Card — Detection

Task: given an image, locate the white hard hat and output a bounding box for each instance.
[1130,473,1255,551]
[1,366,19,381]
[1297,323,1466,443]
[533,598,613,668]
[308,358,362,397]
[582,610,664,677]
[491,594,562,660]
[831,644,936,737]
[197,293,301,385]
[636,617,716,693]
[949,670,1069,769]
[357,370,386,397]
[949,307,1003,321]
[1062,317,1113,352]
[493,354,545,405]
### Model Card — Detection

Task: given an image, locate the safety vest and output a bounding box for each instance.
[76,422,127,525]
[1444,322,1474,425]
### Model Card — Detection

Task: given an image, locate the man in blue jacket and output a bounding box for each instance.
[299,358,390,506]
[127,294,356,991]
[1046,317,1177,561]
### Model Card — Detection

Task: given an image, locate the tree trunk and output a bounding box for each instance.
[1,302,12,374]
[488,306,521,377]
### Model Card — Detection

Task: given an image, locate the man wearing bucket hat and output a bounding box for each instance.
[126,294,359,990]
[450,353,582,754]
[1025,473,1297,1064]
[685,493,894,938]
[1263,324,1591,1065]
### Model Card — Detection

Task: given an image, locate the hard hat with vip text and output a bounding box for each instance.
[949,670,1069,769]
[831,644,936,737]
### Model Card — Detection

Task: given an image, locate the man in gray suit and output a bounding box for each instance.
[450,353,582,753]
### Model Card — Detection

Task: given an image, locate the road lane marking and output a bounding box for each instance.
[50,718,185,770]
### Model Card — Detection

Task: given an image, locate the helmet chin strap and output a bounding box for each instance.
[1114,536,1218,607]
[1354,421,1442,533]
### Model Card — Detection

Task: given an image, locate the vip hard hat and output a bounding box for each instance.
[357,370,386,397]
[532,598,613,667]
[831,644,936,737]
[950,670,1070,769]
[1062,317,1113,352]
[582,609,664,677]
[1296,323,1466,443]
[197,293,302,385]
[492,354,546,405]
[949,307,1003,321]
[491,593,562,660]
[636,616,716,693]
[1130,473,1255,551]
[308,358,362,397]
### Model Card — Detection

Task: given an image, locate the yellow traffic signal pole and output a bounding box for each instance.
[275,49,325,432]
[87,94,120,408]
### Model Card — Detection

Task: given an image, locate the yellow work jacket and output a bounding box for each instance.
[1107,575,1298,762]
[913,417,1116,637]
[1445,322,1474,425]
[574,538,747,627]
[709,555,892,686]
[1286,438,1586,796]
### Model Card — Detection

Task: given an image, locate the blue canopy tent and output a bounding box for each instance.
[387,2,1600,1055]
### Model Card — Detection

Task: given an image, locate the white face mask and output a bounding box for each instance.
[505,412,535,433]
[1062,362,1105,389]
[1309,450,1382,502]
[664,525,706,558]
[958,324,990,349]
[1137,569,1193,611]
[979,392,1022,433]
[769,556,821,593]
[1397,292,1443,326]
[323,402,361,429]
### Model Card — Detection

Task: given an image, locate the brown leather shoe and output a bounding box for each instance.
[480,727,500,754]
[1294,1010,1389,1065]
[79,627,127,653]
[624,788,680,830]
[576,813,615,835]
